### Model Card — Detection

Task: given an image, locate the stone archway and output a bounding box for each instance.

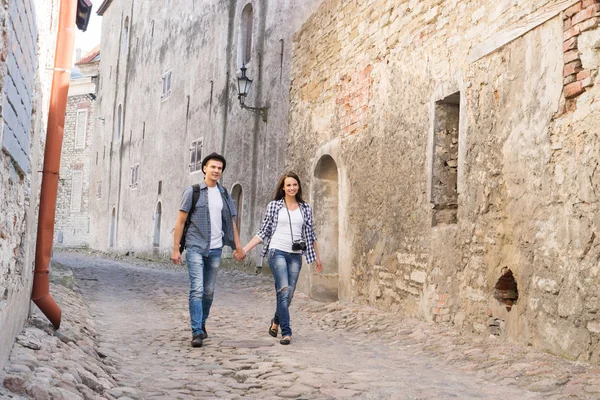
[153,202,162,248]
[109,207,116,248]
[311,155,339,302]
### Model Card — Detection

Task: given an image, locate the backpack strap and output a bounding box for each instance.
[179,184,201,253]
[190,184,201,214]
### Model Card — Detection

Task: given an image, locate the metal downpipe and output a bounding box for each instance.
[32,0,78,329]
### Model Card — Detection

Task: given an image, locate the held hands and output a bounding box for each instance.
[315,257,323,273]
[233,248,246,261]
[171,249,181,265]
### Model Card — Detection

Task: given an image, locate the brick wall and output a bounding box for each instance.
[559,0,599,112]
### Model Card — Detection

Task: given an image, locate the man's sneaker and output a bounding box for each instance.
[191,335,203,348]
[201,324,208,339]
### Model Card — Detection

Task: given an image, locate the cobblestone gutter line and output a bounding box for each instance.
[1,263,123,400]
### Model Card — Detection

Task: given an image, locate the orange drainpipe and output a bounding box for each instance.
[32,0,78,330]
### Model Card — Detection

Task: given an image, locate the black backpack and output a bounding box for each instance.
[179,184,200,253]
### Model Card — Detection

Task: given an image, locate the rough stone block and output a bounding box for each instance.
[582,76,594,87]
[3,374,27,394]
[587,320,600,333]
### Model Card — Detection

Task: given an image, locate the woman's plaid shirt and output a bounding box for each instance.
[256,199,318,263]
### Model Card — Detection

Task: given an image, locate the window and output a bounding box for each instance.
[71,171,83,212]
[157,180,162,195]
[96,181,102,198]
[74,109,88,149]
[114,104,122,142]
[189,140,203,173]
[431,92,460,226]
[161,70,172,100]
[239,4,253,66]
[130,164,139,188]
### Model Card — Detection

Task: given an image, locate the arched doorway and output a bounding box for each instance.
[153,202,162,247]
[109,207,116,248]
[312,155,339,302]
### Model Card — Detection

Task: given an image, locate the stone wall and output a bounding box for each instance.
[0,0,58,376]
[54,94,95,248]
[289,0,600,362]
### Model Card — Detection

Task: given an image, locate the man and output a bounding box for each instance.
[172,152,246,347]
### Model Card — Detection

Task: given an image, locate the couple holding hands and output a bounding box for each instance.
[172,152,322,348]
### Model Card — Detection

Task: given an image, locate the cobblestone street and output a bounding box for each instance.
[4,251,600,399]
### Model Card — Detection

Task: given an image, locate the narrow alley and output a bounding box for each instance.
[5,251,600,399]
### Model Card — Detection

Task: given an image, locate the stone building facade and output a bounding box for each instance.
[54,48,99,248]
[288,0,600,363]
[89,0,322,258]
[0,0,59,374]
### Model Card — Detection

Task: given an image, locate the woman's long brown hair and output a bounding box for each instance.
[273,172,305,203]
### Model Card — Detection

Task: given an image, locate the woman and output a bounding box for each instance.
[243,172,323,345]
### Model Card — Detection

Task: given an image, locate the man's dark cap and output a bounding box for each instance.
[201,152,226,173]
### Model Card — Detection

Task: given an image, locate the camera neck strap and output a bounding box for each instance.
[284,199,298,243]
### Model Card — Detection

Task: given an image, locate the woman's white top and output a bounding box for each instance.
[269,207,303,254]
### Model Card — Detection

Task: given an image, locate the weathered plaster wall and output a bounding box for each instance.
[289,0,600,362]
[90,0,323,260]
[0,0,58,375]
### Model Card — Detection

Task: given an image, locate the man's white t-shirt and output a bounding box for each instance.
[207,185,223,249]
[269,207,303,253]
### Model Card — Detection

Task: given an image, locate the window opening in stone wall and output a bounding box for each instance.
[239,4,253,66]
[74,109,88,149]
[158,180,162,195]
[161,70,172,100]
[97,181,102,198]
[130,164,139,188]
[142,122,146,140]
[431,92,460,227]
[189,139,203,173]
[121,16,130,55]
[494,268,519,311]
[71,171,83,212]
[151,20,155,37]
[231,184,243,232]
[114,104,122,142]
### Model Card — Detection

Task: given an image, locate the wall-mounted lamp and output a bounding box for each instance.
[237,65,268,122]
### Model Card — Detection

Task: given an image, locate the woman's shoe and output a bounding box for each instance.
[269,319,279,337]
[280,336,291,345]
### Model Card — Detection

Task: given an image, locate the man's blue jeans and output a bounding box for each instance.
[268,249,302,337]
[186,248,222,337]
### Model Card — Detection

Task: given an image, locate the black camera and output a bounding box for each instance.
[292,240,307,251]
